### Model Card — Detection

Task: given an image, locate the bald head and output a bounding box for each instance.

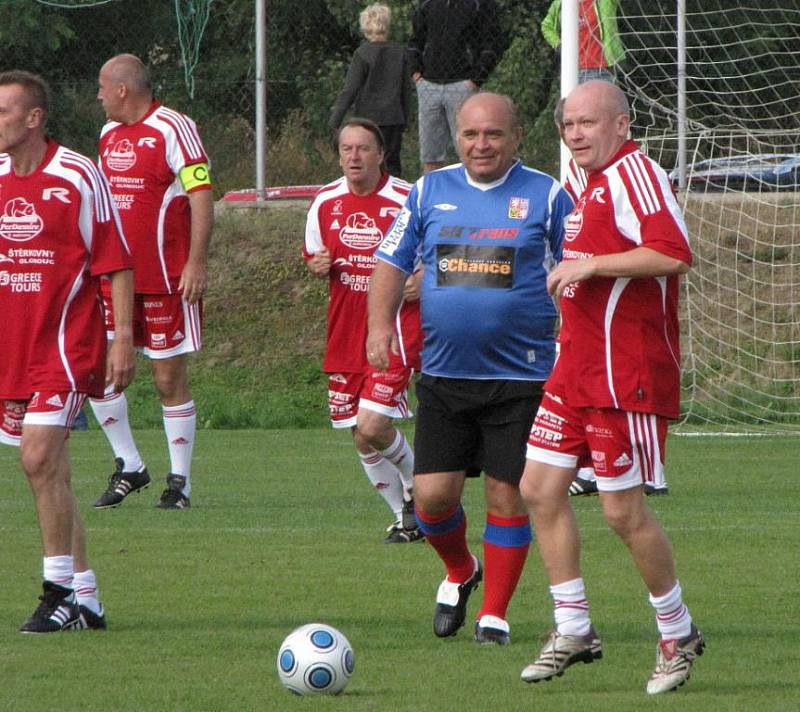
[567,80,629,119]
[454,92,522,183]
[456,92,520,134]
[97,54,153,124]
[100,54,151,96]
[562,80,630,172]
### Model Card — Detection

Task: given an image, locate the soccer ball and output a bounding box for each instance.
[276,623,355,696]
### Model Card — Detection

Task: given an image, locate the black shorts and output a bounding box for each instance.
[413,375,543,484]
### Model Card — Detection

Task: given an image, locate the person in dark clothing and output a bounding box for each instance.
[407,0,508,173]
[329,3,413,177]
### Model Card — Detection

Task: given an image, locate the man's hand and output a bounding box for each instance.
[307,248,332,277]
[547,258,597,297]
[412,72,422,82]
[106,335,135,393]
[178,257,208,304]
[366,325,398,371]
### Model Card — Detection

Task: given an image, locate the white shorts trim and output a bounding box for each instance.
[0,431,20,447]
[331,415,357,430]
[358,397,414,421]
[526,445,578,469]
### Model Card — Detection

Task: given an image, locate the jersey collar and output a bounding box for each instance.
[463,159,520,192]
[589,139,639,175]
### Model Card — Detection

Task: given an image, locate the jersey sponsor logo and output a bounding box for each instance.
[137,137,157,148]
[380,206,410,256]
[0,270,42,292]
[592,450,607,473]
[330,218,341,229]
[531,424,563,443]
[436,244,515,289]
[331,199,343,215]
[45,394,64,408]
[562,248,594,260]
[151,333,167,347]
[330,374,347,384]
[438,225,519,240]
[0,198,44,242]
[508,197,529,219]
[379,206,400,218]
[0,251,14,263]
[339,271,370,292]
[339,212,383,250]
[42,187,72,204]
[564,199,585,243]
[433,202,458,211]
[372,382,393,399]
[105,138,137,171]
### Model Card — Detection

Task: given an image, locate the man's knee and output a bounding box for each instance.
[601,489,648,537]
[152,358,189,401]
[414,472,463,516]
[355,412,393,448]
[20,438,61,483]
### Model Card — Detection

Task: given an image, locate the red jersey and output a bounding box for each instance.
[563,158,587,203]
[0,140,131,399]
[579,0,605,69]
[304,173,421,373]
[98,101,210,294]
[548,140,692,418]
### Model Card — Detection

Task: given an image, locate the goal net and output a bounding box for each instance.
[614,1,800,432]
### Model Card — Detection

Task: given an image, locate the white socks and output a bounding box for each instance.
[650,580,692,640]
[163,401,196,495]
[89,388,144,472]
[551,577,592,637]
[43,555,73,590]
[358,450,405,519]
[379,429,415,496]
[73,569,102,614]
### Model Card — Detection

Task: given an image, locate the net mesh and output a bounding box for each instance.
[614,1,800,431]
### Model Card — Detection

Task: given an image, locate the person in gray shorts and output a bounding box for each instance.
[407,0,508,173]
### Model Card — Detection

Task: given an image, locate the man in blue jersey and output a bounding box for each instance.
[367,92,573,645]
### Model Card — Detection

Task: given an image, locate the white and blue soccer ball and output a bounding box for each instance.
[276,623,355,696]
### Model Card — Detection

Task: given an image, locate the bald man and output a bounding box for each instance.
[90,54,214,510]
[368,92,573,645]
[519,81,704,695]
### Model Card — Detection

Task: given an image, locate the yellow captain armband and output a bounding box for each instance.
[179,162,212,192]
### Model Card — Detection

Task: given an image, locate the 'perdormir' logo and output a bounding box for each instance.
[106,138,137,171]
[0,198,43,242]
[339,212,383,250]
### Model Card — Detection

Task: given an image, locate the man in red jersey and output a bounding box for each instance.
[553,97,669,498]
[0,70,134,632]
[304,118,423,543]
[519,81,704,694]
[89,54,214,510]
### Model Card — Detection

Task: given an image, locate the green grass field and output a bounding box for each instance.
[1,430,797,711]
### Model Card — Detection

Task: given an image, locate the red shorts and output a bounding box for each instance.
[327,367,414,429]
[1,392,86,447]
[102,287,202,359]
[526,391,668,492]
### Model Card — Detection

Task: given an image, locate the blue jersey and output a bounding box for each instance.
[377,161,572,380]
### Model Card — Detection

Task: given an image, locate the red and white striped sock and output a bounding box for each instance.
[650,580,692,640]
[551,577,592,636]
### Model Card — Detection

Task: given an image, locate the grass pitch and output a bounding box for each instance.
[0,430,797,711]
